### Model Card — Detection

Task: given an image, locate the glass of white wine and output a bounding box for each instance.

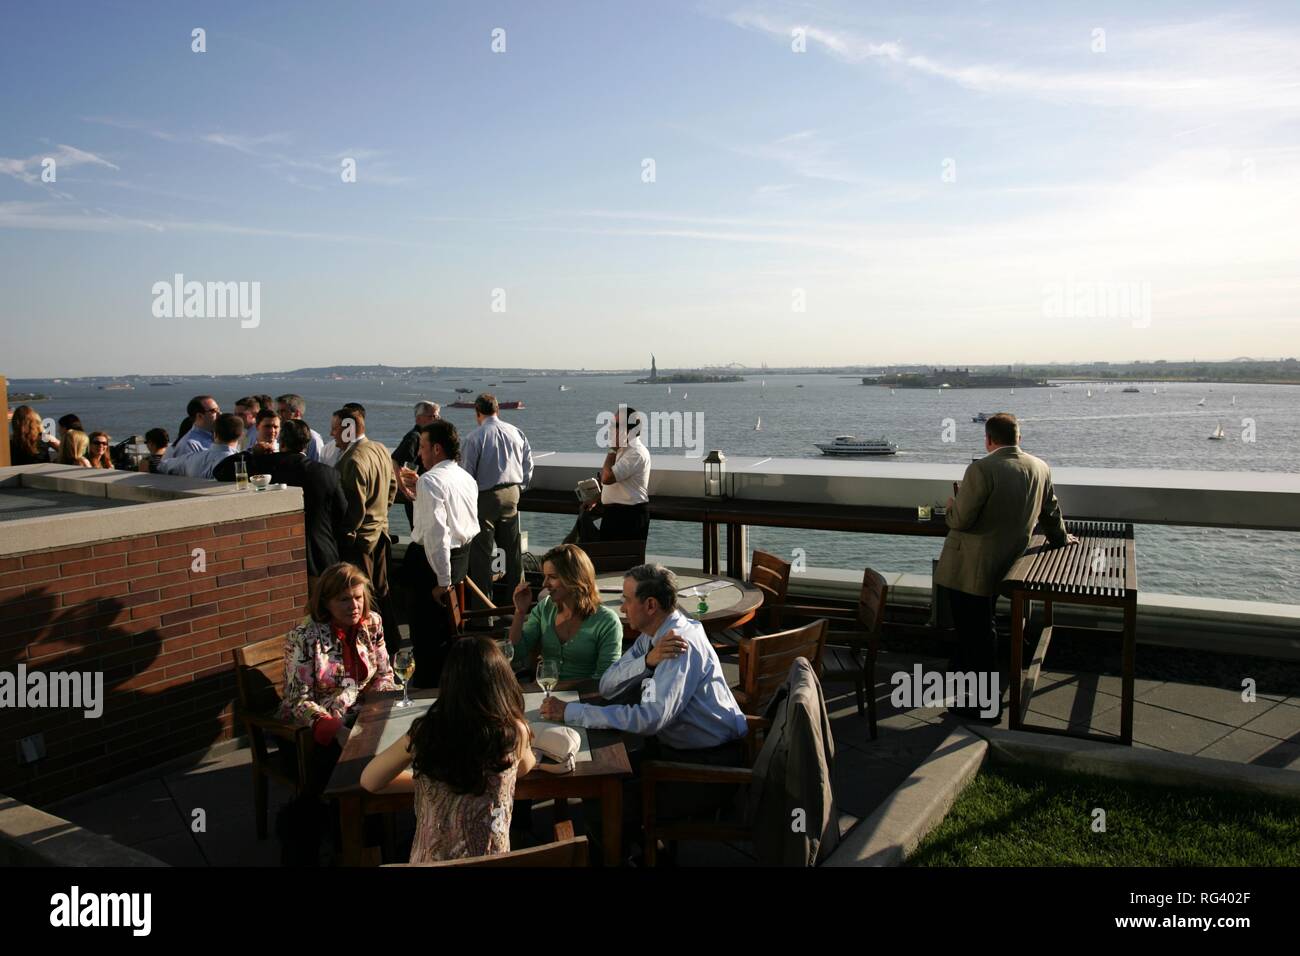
[393,648,415,709]
[537,659,559,699]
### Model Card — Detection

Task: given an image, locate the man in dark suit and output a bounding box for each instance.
[214,419,348,605]
[934,413,1077,720]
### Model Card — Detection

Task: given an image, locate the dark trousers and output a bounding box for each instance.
[469,485,522,609]
[568,502,651,547]
[947,589,1002,712]
[403,541,469,687]
[340,533,401,654]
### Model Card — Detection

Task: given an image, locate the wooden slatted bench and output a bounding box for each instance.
[999,520,1137,745]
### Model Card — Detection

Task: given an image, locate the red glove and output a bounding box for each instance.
[313,715,343,746]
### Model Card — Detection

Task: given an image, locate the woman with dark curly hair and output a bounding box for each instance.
[361,636,535,862]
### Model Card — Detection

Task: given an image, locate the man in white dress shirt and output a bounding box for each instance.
[398,419,480,686]
[276,394,326,462]
[580,403,652,542]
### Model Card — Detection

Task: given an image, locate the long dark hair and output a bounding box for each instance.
[408,636,528,796]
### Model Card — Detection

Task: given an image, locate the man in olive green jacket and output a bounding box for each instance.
[333,406,399,640]
[934,413,1076,718]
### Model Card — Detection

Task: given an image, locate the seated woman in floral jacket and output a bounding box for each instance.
[279,561,398,749]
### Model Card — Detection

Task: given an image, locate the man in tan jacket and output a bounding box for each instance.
[333,406,399,641]
[934,413,1076,718]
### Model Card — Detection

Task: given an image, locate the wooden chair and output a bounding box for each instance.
[576,539,647,574]
[800,569,889,738]
[232,635,317,839]
[642,715,770,866]
[384,821,589,867]
[733,620,828,715]
[712,549,792,655]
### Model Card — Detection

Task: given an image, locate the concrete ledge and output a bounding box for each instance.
[0,464,304,557]
[972,727,1300,801]
[823,725,987,867]
[0,795,168,866]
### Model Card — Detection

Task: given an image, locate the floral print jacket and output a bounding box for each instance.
[279,611,398,727]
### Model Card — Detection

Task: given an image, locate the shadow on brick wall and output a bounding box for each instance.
[1,591,248,807]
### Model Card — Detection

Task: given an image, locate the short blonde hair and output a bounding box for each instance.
[310,562,374,624]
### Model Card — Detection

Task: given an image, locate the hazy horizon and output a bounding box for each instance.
[4,1,1298,376]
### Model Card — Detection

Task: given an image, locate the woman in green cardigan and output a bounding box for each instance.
[508,544,623,681]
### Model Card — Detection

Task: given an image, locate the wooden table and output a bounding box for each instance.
[595,571,764,634]
[323,682,633,866]
[999,520,1138,745]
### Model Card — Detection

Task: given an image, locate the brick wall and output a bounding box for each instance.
[0,512,307,805]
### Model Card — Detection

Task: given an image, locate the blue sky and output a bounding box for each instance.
[2,0,1298,375]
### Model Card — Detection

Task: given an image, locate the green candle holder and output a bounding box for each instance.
[697,597,710,615]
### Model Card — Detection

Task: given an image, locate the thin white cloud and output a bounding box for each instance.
[0,144,119,185]
[727,10,1300,114]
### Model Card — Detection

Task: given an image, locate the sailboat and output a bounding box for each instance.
[682,392,688,399]
[667,386,671,394]
[1231,395,1237,406]
[1208,423,1226,441]
[890,387,896,395]
[1086,388,1093,398]
[754,417,762,431]
[1152,386,1158,394]
[1196,397,1206,407]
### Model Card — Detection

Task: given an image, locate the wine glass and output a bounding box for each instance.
[393,648,415,709]
[537,659,559,699]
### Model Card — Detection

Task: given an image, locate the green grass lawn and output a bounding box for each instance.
[908,762,1300,866]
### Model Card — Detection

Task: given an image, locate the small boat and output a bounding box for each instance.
[454,387,473,394]
[1122,386,1140,393]
[98,383,134,391]
[971,412,991,423]
[796,384,805,388]
[1086,389,1093,398]
[1231,395,1237,406]
[558,385,571,391]
[502,379,526,383]
[815,435,898,457]
[754,417,762,431]
[682,392,687,399]
[667,386,671,394]
[1208,423,1226,441]
[1196,397,1206,407]
[890,388,896,395]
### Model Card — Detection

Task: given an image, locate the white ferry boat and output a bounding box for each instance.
[814,435,898,457]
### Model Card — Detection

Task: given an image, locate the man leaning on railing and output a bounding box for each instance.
[934,412,1078,721]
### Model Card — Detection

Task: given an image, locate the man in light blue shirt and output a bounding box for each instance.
[183,413,244,479]
[460,393,533,611]
[157,395,219,473]
[540,564,748,751]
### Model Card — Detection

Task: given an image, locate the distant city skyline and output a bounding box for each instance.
[3,1,1299,377]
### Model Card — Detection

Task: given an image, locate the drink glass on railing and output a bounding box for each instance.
[234,459,249,491]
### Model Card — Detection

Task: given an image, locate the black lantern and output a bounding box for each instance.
[703,449,727,498]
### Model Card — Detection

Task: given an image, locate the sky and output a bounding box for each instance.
[2,0,1299,376]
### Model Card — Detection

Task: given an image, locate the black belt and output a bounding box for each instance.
[450,544,469,557]
[485,482,520,493]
